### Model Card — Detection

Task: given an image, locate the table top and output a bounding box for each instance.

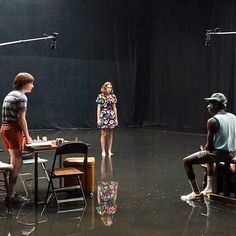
[24,140,58,152]
[24,140,90,153]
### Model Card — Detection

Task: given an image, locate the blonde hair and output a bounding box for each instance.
[101,81,113,94]
[13,72,34,90]
[101,214,113,226]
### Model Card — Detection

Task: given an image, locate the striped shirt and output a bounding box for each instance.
[2,90,27,124]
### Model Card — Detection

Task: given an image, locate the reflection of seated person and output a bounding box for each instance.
[182,198,210,236]
[96,155,118,226]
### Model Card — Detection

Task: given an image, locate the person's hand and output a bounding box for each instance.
[25,136,32,144]
[97,121,101,126]
[200,145,204,151]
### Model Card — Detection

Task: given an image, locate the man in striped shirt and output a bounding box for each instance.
[1,72,34,203]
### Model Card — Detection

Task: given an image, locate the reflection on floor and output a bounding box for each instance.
[0,128,236,236]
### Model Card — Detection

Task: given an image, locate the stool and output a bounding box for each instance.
[201,157,236,206]
[0,161,13,198]
[63,157,95,198]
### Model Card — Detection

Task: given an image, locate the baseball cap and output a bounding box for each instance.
[204,93,227,106]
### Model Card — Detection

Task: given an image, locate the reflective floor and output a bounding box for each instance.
[0,128,236,236]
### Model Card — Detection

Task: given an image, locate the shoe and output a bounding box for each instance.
[5,193,29,204]
[180,192,203,201]
[101,152,106,157]
[201,188,212,195]
[108,152,114,156]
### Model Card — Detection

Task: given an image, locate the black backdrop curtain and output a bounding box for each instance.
[0,0,236,132]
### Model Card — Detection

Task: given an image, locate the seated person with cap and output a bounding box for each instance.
[181,93,236,201]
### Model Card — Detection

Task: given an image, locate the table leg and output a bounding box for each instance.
[34,152,39,207]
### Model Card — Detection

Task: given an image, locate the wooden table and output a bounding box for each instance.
[24,140,58,207]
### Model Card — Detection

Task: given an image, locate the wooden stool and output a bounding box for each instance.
[63,157,95,198]
[203,157,236,206]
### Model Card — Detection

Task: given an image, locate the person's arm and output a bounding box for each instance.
[97,104,101,126]
[204,117,219,151]
[113,103,118,125]
[18,110,32,144]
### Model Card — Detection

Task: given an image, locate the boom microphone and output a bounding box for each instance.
[51,32,59,50]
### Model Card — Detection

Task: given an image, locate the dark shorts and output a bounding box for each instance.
[193,149,234,164]
[0,123,23,150]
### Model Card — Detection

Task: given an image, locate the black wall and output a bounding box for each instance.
[0,0,236,132]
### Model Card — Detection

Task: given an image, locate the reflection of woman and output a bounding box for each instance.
[96,155,118,226]
[96,82,118,157]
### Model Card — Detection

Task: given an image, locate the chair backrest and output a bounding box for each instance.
[51,141,89,171]
[55,141,88,156]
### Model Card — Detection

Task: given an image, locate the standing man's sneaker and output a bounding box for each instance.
[180,192,203,201]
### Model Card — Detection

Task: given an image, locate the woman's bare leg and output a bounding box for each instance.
[108,129,113,155]
[101,129,107,156]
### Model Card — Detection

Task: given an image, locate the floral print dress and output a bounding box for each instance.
[96,93,118,129]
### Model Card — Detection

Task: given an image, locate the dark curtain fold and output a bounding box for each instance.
[0,0,236,132]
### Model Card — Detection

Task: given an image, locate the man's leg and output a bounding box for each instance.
[181,150,208,201]
[8,149,23,198]
[201,163,214,195]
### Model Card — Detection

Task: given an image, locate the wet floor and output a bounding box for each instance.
[0,128,236,236]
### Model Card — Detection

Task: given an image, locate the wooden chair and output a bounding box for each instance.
[44,141,88,212]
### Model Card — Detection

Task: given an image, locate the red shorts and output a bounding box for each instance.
[0,124,23,150]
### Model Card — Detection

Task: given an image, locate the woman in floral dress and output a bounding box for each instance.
[96,82,118,156]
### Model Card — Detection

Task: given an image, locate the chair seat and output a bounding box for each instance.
[52,167,84,177]
[0,161,13,171]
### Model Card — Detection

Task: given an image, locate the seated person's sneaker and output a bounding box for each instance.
[201,188,212,195]
[180,192,203,201]
[186,200,202,208]
[5,193,29,204]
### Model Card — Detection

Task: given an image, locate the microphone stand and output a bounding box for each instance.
[0,32,58,48]
[205,28,236,46]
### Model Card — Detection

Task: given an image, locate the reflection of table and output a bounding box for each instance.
[24,141,58,207]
